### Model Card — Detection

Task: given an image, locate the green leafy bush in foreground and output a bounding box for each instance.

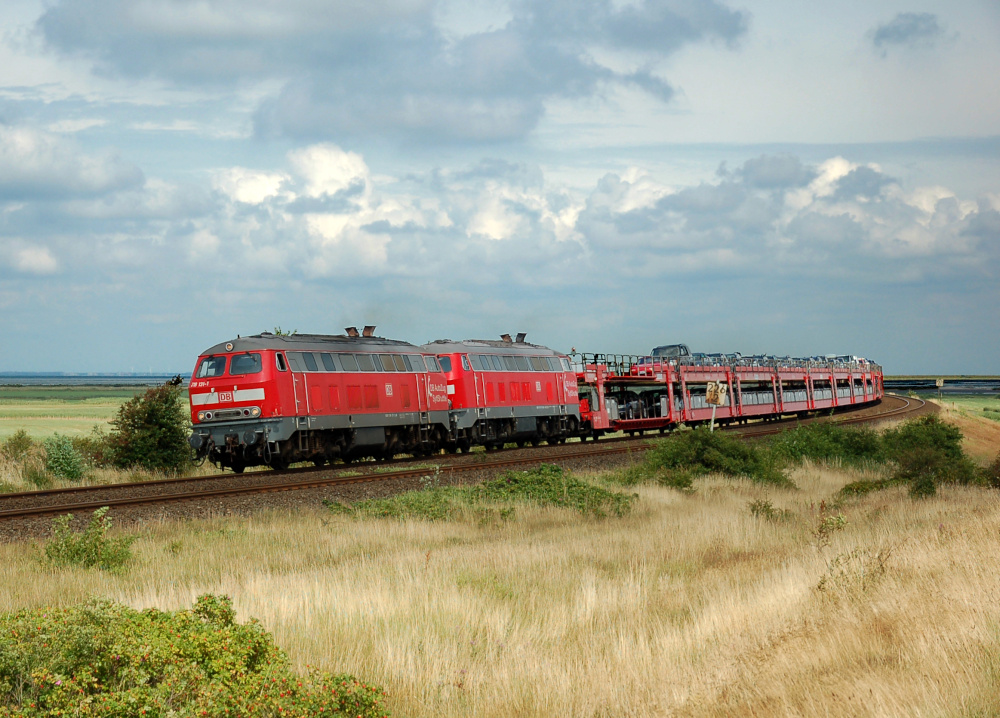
[0,595,389,718]
[326,464,635,520]
[105,382,191,473]
[43,507,136,571]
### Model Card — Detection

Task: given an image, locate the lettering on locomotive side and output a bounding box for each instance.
[428,384,447,393]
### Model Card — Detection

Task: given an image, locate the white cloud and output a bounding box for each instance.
[0,125,143,199]
[46,118,108,133]
[288,144,369,199]
[14,246,58,274]
[214,167,289,204]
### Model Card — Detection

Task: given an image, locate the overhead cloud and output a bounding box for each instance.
[36,0,748,142]
[871,12,946,55]
[0,125,144,200]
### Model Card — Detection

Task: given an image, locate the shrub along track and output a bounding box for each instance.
[0,394,932,540]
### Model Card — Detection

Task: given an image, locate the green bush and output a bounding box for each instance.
[470,464,636,517]
[0,595,389,717]
[985,453,1000,489]
[644,428,792,488]
[1,429,34,462]
[43,434,85,481]
[106,381,191,473]
[327,464,636,520]
[768,422,884,466]
[882,415,979,495]
[43,507,136,571]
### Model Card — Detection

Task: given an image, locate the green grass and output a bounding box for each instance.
[919,393,1000,422]
[0,385,150,439]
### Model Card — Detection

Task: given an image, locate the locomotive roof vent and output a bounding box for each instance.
[363,325,376,337]
[500,333,512,343]
[345,326,359,337]
[515,332,527,343]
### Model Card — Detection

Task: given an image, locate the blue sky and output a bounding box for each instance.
[0,0,997,374]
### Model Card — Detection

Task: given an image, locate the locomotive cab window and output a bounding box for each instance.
[275,353,288,372]
[196,356,227,378]
[461,355,471,371]
[229,353,262,376]
[438,356,452,373]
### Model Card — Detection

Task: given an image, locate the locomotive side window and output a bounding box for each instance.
[276,353,288,372]
[545,357,560,371]
[356,354,376,372]
[490,355,503,371]
[392,355,406,372]
[425,356,441,372]
[461,355,471,371]
[438,356,452,372]
[229,353,262,376]
[502,355,517,371]
[529,356,545,371]
[321,353,337,371]
[302,352,319,372]
[340,354,359,372]
[514,356,530,371]
[469,355,483,371]
[379,354,396,372]
[196,356,227,378]
[560,358,571,371]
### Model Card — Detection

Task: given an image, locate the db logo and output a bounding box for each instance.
[218,392,234,402]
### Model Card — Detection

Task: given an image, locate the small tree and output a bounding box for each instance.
[106,381,191,472]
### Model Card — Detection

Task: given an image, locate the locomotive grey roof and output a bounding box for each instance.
[201,332,418,355]
[421,339,565,356]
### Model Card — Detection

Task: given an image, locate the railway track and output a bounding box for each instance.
[0,394,931,528]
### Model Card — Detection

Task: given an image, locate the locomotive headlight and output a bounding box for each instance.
[197,411,205,422]
[204,411,213,420]
[250,407,261,417]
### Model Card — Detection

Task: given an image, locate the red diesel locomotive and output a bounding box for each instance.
[188,329,579,471]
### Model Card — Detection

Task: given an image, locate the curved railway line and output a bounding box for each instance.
[0,394,932,536]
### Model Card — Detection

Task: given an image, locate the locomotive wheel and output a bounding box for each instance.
[516,440,526,448]
[530,437,541,447]
[230,461,245,474]
[313,457,326,467]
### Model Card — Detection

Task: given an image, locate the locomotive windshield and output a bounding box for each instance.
[230,353,262,376]
[196,356,226,378]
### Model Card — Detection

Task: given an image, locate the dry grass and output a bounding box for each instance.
[3,465,1000,717]
[930,399,1000,464]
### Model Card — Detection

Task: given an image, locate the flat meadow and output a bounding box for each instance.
[2,407,1000,717]
[0,385,145,440]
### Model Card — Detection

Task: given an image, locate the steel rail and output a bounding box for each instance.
[0,395,927,522]
[0,444,647,520]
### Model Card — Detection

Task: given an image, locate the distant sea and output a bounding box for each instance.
[0,373,189,387]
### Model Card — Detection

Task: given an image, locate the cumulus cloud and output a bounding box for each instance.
[36,0,748,142]
[14,246,58,274]
[0,125,143,200]
[871,12,947,55]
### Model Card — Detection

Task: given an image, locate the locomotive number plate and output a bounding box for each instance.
[218,391,234,403]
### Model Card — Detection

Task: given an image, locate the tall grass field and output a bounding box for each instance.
[0,385,148,440]
[2,405,1000,717]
